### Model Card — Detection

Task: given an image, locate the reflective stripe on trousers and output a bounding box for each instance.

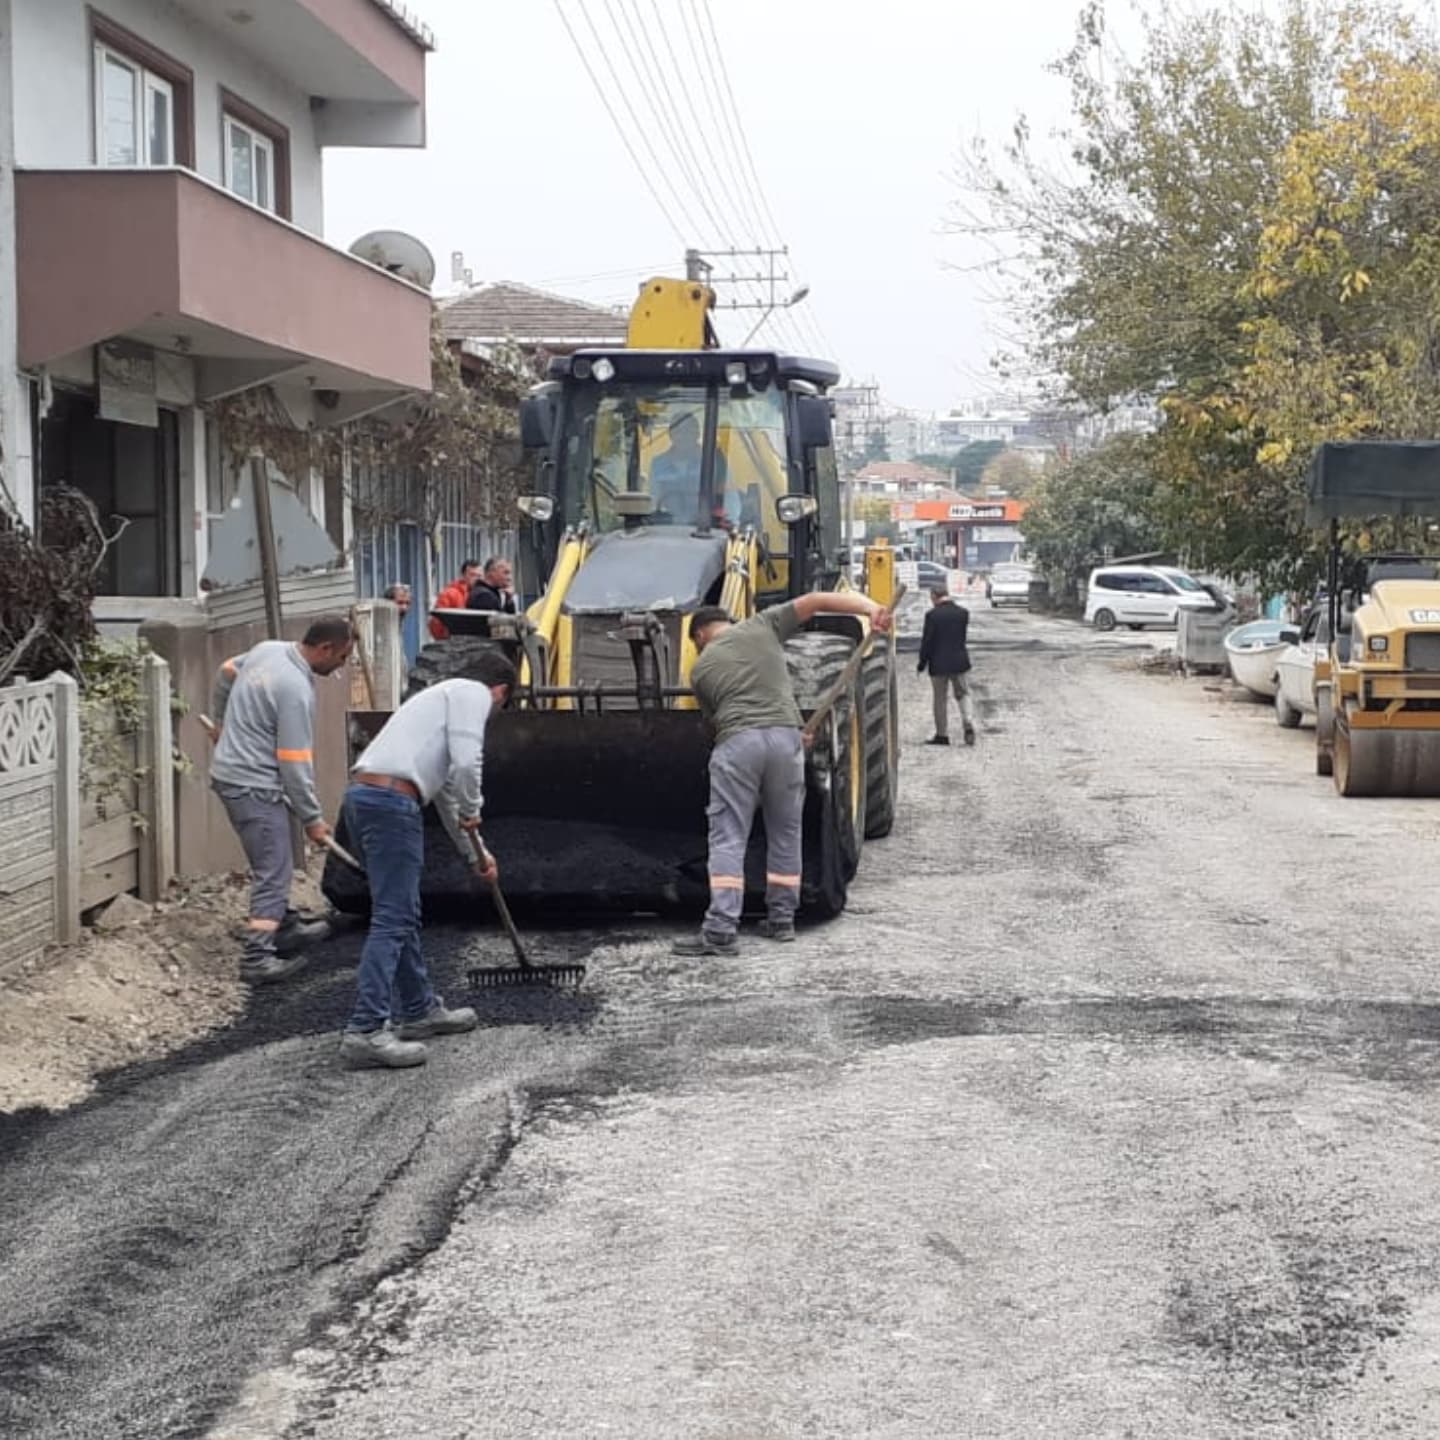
[704,726,805,937]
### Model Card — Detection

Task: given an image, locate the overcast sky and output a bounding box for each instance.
[324,1,1091,413]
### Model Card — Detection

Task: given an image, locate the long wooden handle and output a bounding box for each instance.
[466,829,530,968]
[800,584,907,744]
[321,834,364,872]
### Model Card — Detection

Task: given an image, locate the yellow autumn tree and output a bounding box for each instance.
[1240,41,1440,468]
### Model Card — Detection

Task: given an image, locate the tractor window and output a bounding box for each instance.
[559,381,790,545]
[715,388,788,558]
[560,384,708,531]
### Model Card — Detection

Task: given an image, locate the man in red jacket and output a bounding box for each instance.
[429,560,482,640]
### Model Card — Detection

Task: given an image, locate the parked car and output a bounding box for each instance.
[915,559,949,591]
[987,565,1034,608]
[1084,565,1217,631]
[1274,606,1326,727]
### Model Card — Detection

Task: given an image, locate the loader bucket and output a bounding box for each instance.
[323,708,717,917]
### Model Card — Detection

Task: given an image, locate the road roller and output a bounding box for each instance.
[1308,441,1440,795]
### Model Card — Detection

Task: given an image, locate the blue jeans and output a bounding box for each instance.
[342,784,438,1033]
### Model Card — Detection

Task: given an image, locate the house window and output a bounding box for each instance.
[221,93,290,218]
[223,115,273,211]
[91,15,193,168]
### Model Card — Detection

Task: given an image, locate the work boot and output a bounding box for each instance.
[274,909,332,957]
[925,734,951,746]
[963,724,977,747]
[395,1002,478,1040]
[239,930,307,985]
[672,929,738,957]
[339,1028,428,1070]
[757,918,796,943]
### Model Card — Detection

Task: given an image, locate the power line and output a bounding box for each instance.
[571,0,713,243]
[646,0,761,247]
[602,0,730,243]
[697,0,782,242]
[549,0,687,245]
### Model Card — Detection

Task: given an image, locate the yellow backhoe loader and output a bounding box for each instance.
[1309,441,1440,795]
[324,276,902,919]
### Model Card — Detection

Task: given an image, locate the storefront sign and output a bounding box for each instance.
[948,503,1007,520]
[98,340,158,428]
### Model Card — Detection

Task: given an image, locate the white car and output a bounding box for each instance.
[988,566,1033,608]
[1084,565,1218,631]
[1274,606,1326,728]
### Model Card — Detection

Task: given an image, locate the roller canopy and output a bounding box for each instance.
[1306,441,1440,524]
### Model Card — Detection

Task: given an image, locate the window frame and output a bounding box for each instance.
[220,89,291,220]
[90,10,194,168]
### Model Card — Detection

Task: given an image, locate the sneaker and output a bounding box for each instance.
[274,913,331,957]
[239,932,307,985]
[925,735,951,746]
[395,1002,478,1040]
[757,918,796,943]
[963,724,977,746]
[340,1028,428,1070]
[672,930,739,957]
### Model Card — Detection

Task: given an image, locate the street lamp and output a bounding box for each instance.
[742,284,812,346]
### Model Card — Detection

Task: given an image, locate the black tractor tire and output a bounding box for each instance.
[406,635,513,698]
[861,645,899,839]
[785,632,866,916]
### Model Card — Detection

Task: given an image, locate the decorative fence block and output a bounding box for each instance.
[0,656,173,981]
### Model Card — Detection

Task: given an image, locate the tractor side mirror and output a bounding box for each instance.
[520,386,559,450]
[795,395,832,451]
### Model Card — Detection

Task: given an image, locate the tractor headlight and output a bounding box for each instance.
[591,357,615,383]
[777,494,818,525]
[517,495,555,522]
[1368,635,1389,653]
[724,361,748,387]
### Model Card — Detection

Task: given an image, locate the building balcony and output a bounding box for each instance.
[172,0,431,146]
[17,167,432,414]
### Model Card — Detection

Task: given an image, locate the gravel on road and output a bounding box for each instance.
[3,606,1440,1440]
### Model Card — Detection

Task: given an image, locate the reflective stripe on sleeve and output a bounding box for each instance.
[275,748,313,762]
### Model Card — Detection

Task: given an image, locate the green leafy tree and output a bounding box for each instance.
[980,448,1040,497]
[950,1,1419,585]
[1021,435,1166,602]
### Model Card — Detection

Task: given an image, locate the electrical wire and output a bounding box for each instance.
[549,0,687,246]
[602,0,729,242]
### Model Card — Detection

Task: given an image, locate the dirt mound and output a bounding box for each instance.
[0,870,328,1115]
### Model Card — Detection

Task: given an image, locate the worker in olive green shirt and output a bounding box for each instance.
[678,591,892,955]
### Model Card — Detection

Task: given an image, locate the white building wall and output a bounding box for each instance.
[11,0,325,232]
[0,0,25,524]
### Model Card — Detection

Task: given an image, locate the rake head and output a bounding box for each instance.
[466,963,587,990]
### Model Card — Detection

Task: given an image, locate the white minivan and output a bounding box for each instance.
[1084,565,1216,630]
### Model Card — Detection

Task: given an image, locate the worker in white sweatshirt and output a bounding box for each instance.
[337,648,516,1071]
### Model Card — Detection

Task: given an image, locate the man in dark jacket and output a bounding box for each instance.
[466,557,517,614]
[918,586,975,746]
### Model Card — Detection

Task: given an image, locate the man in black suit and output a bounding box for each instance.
[917,586,976,746]
[466,557,518,614]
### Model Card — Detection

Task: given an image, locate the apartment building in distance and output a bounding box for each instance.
[0,0,435,620]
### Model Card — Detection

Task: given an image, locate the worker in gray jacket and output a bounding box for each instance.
[676,591,892,956]
[210,616,355,983]
[338,649,516,1071]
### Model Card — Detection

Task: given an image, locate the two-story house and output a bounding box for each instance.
[0,0,434,618]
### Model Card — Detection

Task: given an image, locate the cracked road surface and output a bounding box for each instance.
[4,606,1440,1438]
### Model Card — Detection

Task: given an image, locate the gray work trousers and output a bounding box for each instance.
[931,672,975,738]
[704,726,805,937]
[215,785,292,922]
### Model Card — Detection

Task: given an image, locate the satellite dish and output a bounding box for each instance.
[348,230,436,289]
